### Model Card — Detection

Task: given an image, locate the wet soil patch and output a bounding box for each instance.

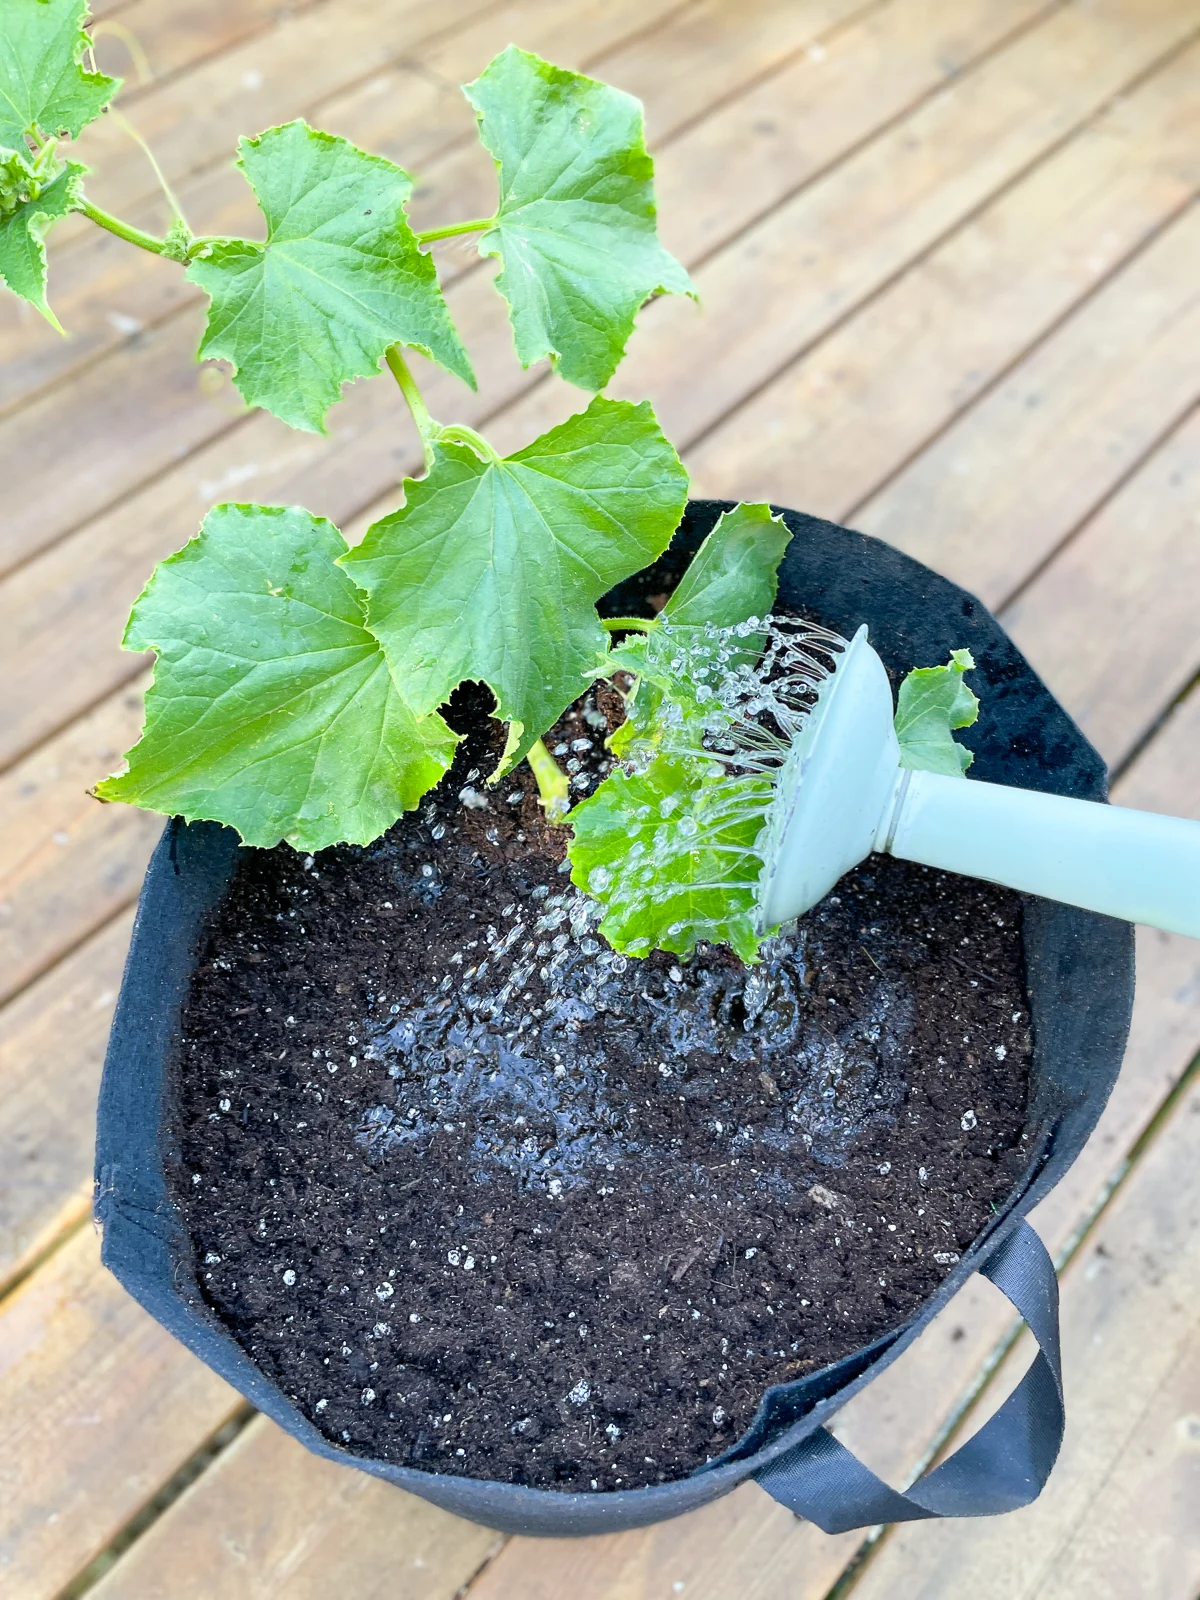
[170,687,1033,1493]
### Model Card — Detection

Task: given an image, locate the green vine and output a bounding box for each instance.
[2,0,977,964]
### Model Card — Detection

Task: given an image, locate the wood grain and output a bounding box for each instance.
[846,1078,1200,1600]
[853,194,1200,609]
[0,671,159,1007]
[0,912,134,1294]
[88,1416,502,1600]
[0,0,968,571]
[1112,679,1200,816]
[0,0,777,417]
[4,0,1179,770]
[0,1226,241,1600]
[88,0,329,98]
[68,0,501,234]
[1000,403,1200,771]
[4,3,1199,1596]
[686,41,1200,518]
[483,0,1200,459]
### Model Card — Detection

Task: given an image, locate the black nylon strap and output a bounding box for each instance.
[753,1220,1063,1534]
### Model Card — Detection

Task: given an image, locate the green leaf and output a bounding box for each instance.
[95,503,458,849]
[463,46,693,392]
[568,755,769,964]
[894,648,979,776]
[662,502,791,628]
[343,395,688,768]
[606,620,734,764]
[0,151,83,326]
[608,505,791,760]
[0,0,118,149]
[186,121,474,434]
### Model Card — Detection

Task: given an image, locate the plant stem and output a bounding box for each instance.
[111,108,190,229]
[77,198,167,255]
[437,422,503,465]
[31,136,58,173]
[527,738,571,823]
[384,344,439,473]
[601,615,657,633]
[415,216,494,244]
[90,19,155,85]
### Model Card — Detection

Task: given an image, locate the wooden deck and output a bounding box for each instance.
[2,0,1199,1593]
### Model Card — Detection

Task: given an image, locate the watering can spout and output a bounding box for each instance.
[761,627,1200,940]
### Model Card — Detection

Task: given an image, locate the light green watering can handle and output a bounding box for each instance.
[884,769,1200,938]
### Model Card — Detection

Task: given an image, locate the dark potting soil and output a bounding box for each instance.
[171,686,1033,1494]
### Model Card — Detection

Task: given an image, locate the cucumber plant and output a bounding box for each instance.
[2,0,978,961]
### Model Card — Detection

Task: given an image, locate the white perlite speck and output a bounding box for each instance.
[375,1282,394,1301]
[282,1269,296,1286]
[568,1379,591,1405]
[960,1109,978,1131]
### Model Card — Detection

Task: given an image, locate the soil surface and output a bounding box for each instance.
[171,685,1033,1493]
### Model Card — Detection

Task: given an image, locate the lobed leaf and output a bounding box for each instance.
[95,503,458,850]
[464,46,693,393]
[568,755,768,964]
[186,121,474,434]
[608,502,792,761]
[0,149,82,326]
[343,395,688,769]
[0,0,118,150]
[894,648,979,776]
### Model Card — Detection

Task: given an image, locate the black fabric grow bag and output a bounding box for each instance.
[95,504,1134,1537]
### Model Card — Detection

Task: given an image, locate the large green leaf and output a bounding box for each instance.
[343,396,688,767]
[894,648,979,776]
[186,121,474,434]
[0,0,117,149]
[95,503,458,849]
[463,46,693,392]
[0,150,82,325]
[568,755,769,964]
[609,502,791,760]
[662,502,790,627]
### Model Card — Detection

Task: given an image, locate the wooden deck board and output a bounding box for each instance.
[87,1417,502,1600]
[87,0,331,100]
[0,672,158,1008]
[0,0,1025,577]
[4,0,1182,772]
[686,41,1200,522]
[2,0,1199,1592]
[0,1227,241,1599]
[0,913,134,1294]
[0,0,828,420]
[481,0,1200,456]
[854,196,1200,611]
[847,1076,1200,1600]
[64,0,505,240]
[1001,403,1200,771]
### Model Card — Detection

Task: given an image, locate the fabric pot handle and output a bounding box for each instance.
[753,1220,1062,1533]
